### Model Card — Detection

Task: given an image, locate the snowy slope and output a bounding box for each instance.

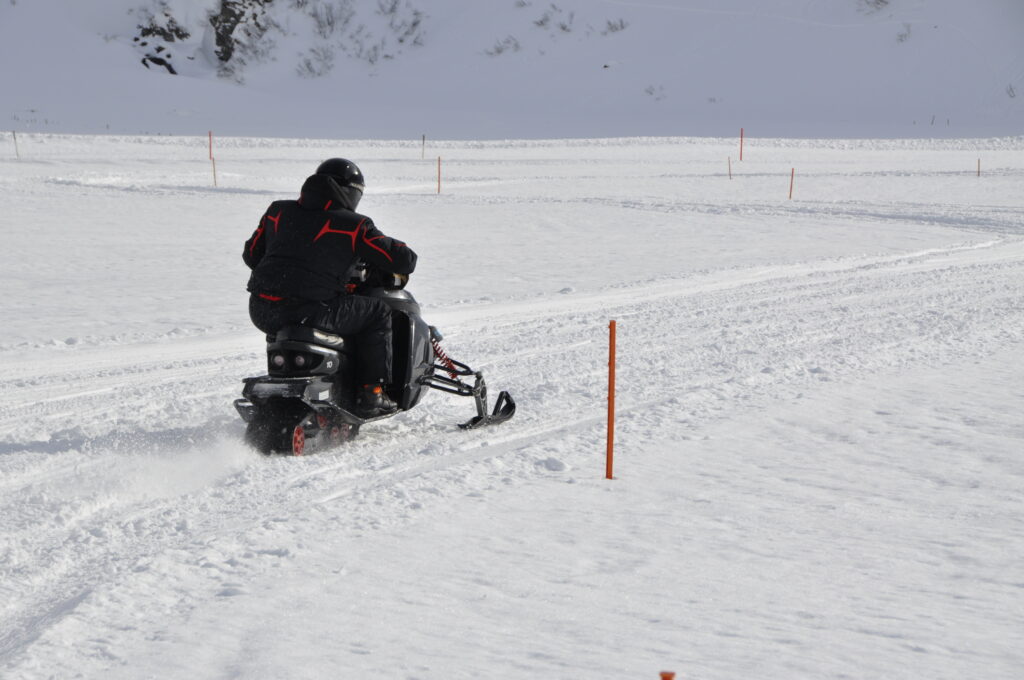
[1,0,1022,138]
[1,134,1023,678]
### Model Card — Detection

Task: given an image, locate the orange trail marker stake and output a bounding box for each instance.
[606,320,616,480]
[739,127,744,161]
[788,167,795,199]
[660,673,676,680]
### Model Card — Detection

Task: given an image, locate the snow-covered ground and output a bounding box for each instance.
[1,133,1023,678]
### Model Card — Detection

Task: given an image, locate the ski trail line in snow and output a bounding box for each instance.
[314,413,608,505]
[2,231,1023,676]
[427,238,1016,327]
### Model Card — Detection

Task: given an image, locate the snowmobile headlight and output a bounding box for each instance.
[294,354,307,367]
[271,354,286,368]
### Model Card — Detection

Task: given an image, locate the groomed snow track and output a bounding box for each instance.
[2,134,1023,678]
[3,236,1023,671]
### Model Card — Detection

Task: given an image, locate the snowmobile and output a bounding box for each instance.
[233,264,515,455]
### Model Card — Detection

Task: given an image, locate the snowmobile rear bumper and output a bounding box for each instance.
[236,375,398,428]
[235,376,363,455]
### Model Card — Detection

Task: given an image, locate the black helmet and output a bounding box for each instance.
[316,158,365,210]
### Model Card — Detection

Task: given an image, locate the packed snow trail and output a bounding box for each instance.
[3,238,1023,677]
[2,135,1023,678]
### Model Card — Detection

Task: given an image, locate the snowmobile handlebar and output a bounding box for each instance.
[348,260,409,291]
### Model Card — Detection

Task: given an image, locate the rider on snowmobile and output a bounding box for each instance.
[243,158,417,417]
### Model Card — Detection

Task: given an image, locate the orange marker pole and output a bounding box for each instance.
[788,167,795,199]
[977,158,981,177]
[606,320,616,480]
[728,156,732,180]
[660,673,676,680]
[208,131,213,160]
[437,156,442,194]
[739,127,744,161]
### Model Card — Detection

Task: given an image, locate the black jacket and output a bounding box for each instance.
[243,174,417,300]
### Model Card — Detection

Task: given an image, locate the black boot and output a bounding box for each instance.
[356,384,399,418]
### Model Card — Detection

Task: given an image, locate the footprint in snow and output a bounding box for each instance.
[537,457,567,472]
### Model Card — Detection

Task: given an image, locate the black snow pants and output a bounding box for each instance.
[249,293,393,386]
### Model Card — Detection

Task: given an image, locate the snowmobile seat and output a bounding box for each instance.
[272,325,350,352]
